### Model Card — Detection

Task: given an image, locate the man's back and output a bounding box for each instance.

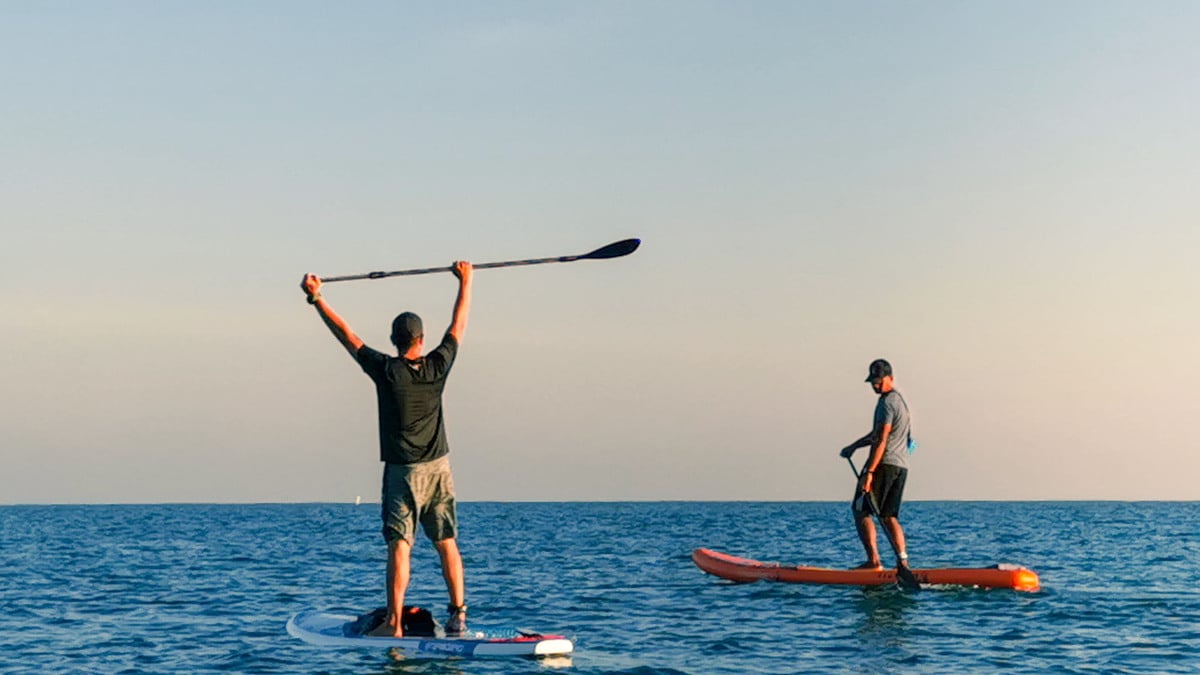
[356,334,459,465]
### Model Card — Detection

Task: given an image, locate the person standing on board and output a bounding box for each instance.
[839,358,913,573]
[300,261,473,638]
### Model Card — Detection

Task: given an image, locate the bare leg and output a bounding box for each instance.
[881,516,908,566]
[433,537,465,608]
[367,539,411,637]
[855,514,882,567]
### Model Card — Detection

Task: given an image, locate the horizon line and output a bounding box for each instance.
[2,498,1195,507]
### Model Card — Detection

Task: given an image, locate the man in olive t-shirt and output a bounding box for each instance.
[300,261,473,638]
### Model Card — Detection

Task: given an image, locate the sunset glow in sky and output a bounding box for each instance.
[4,2,1198,502]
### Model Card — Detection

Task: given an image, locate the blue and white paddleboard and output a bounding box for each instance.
[286,608,574,658]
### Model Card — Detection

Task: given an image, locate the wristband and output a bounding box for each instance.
[307,293,322,305]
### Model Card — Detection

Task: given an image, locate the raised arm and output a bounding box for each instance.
[446,261,473,343]
[300,273,364,357]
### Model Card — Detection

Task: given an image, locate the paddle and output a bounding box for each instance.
[319,238,641,283]
[847,457,922,592]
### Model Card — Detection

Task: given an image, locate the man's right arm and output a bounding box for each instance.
[300,273,364,358]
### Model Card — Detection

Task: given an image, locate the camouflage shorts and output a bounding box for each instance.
[381,456,457,545]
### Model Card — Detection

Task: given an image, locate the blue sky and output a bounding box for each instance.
[3,2,1198,502]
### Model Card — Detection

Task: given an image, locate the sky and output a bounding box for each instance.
[3,2,1198,503]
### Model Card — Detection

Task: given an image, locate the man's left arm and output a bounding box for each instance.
[300,273,364,358]
[840,433,875,458]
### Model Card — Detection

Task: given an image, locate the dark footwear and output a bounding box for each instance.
[445,604,468,635]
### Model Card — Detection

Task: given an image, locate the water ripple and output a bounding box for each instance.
[1,502,1198,673]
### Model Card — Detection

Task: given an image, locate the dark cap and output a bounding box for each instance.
[865,358,892,382]
[391,312,424,347]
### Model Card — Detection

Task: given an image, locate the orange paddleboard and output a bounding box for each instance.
[693,548,1040,591]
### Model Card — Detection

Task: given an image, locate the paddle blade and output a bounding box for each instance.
[897,565,922,592]
[581,238,641,260]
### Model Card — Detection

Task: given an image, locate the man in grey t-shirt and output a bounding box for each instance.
[839,358,914,573]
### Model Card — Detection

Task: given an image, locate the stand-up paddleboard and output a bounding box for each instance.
[693,548,1040,591]
[286,608,574,658]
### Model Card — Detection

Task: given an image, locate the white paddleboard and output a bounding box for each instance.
[286,608,574,658]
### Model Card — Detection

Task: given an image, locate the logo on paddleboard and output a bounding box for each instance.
[418,640,475,656]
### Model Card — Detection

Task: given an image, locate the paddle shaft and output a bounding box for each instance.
[319,238,640,283]
[847,457,921,591]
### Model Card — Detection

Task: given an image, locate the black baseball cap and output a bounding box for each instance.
[865,358,892,382]
[391,312,424,347]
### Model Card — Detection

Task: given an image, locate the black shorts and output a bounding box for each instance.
[852,464,907,519]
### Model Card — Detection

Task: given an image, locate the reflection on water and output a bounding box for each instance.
[382,649,572,673]
[3,502,1198,673]
[855,585,917,644]
[384,649,465,673]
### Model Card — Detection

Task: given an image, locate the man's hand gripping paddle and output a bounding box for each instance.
[847,457,922,592]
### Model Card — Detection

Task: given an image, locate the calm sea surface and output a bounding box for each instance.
[1,501,1198,674]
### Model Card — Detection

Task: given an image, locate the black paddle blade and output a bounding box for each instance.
[581,238,641,260]
[896,565,922,592]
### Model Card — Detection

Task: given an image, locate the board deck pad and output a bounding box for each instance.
[693,548,1040,591]
[287,608,574,658]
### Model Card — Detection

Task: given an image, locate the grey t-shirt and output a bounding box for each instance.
[874,390,911,468]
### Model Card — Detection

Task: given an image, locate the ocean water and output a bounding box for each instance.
[1,501,1198,674]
